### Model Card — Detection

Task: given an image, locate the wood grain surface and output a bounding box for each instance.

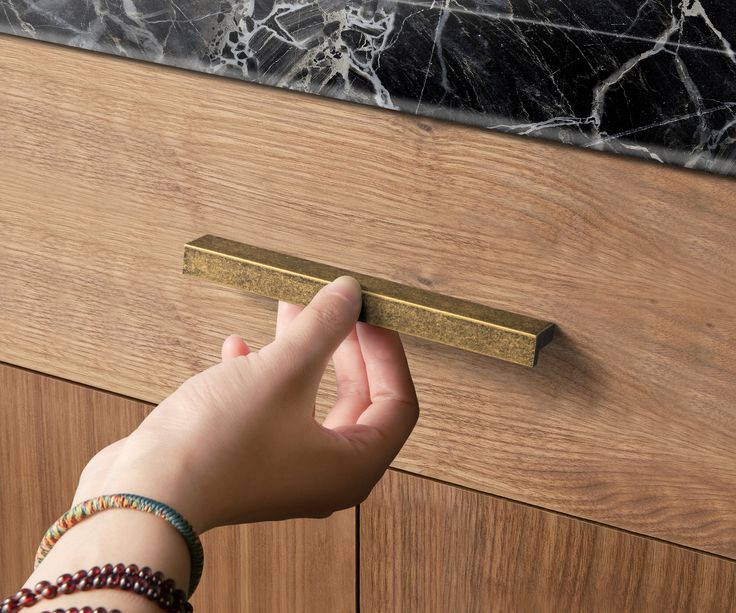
[1,35,735,557]
[0,363,355,611]
[361,470,736,613]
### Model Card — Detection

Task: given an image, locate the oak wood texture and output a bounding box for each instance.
[0,363,355,611]
[361,470,736,613]
[1,34,735,557]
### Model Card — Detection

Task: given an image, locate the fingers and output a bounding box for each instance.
[322,324,371,429]
[322,323,418,496]
[357,324,417,412]
[353,324,419,456]
[262,276,362,372]
[221,334,251,361]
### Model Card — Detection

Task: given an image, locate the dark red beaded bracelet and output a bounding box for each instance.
[43,607,123,613]
[0,564,192,613]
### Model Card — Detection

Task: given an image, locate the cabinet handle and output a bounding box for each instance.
[183,235,555,367]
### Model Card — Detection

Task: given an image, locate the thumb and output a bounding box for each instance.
[261,275,363,372]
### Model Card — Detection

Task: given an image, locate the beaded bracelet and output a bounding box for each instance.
[41,607,118,613]
[42,608,117,613]
[35,494,203,598]
[0,563,192,613]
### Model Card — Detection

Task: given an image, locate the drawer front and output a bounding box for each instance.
[361,471,736,613]
[1,35,735,557]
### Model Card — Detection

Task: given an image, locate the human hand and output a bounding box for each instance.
[73,276,419,534]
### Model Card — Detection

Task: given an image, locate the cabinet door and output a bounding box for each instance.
[360,470,736,612]
[0,363,355,611]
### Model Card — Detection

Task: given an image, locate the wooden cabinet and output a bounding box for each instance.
[360,471,736,612]
[0,364,355,611]
[2,35,736,559]
[2,32,736,612]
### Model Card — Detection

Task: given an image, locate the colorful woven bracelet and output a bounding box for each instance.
[34,494,203,598]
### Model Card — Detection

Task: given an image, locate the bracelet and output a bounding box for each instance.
[41,609,116,612]
[34,494,203,597]
[0,563,192,613]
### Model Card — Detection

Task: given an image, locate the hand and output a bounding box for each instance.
[73,276,419,534]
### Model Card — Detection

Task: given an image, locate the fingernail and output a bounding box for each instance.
[328,275,362,307]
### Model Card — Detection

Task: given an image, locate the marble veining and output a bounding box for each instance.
[1,0,735,176]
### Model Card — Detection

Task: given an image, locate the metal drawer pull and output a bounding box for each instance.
[183,235,555,367]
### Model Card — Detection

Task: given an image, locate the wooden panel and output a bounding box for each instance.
[1,34,735,557]
[0,363,355,611]
[361,470,736,613]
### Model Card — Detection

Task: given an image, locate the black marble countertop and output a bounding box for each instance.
[2,1,734,176]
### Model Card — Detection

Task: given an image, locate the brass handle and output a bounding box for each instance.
[183,235,555,367]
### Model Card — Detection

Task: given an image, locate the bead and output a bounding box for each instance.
[101,564,114,575]
[88,566,101,577]
[132,579,147,594]
[56,574,72,586]
[34,580,51,595]
[81,607,94,613]
[124,564,138,576]
[105,574,120,588]
[77,577,92,591]
[159,592,174,608]
[92,575,106,589]
[119,576,133,591]
[67,608,80,613]
[41,585,58,599]
[0,603,17,613]
[10,593,23,604]
[183,603,194,613]
[144,586,158,601]
[52,609,65,613]
[138,566,152,579]
[58,582,75,595]
[113,563,125,575]
[17,593,36,606]
[71,570,87,582]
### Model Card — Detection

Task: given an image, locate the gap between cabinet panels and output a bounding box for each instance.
[355,503,361,613]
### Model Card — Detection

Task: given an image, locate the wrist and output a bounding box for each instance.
[76,434,211,535]
[23,510,191,612]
